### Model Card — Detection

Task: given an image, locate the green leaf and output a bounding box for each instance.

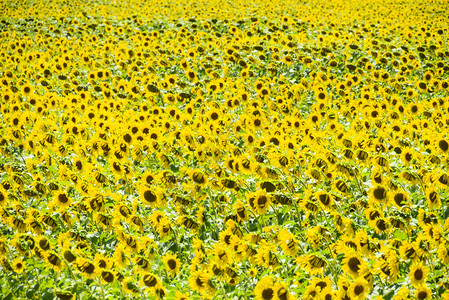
[42,291,54,300]
[3,293,13,300]
[393,229,407,240]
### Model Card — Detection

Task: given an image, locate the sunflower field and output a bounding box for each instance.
[1,0,449,299]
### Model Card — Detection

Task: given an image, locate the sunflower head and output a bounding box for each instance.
[254,276,276,300]
[12,258,26,273]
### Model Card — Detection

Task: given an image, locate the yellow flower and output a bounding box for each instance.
[248,190,271,215]
[254,276,276,300]
[426,187,441,209]
[54,191,72,208]
[162,253,181,277]
[342,249,368,278]
[12,258,26,273]
[349,277,370,299]
[409,261,428,287]
[415,285,432,300]
[189,270,209,293]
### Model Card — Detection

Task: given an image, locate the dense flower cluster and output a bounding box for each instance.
[1,0,449,299]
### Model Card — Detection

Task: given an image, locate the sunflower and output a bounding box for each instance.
[140,171,155,185]
[155,286,167,299]
[297,254,327,275]
[162,253,181,277]
[174,291,190,300]
[233,200,248,222]
[54,192,72,208]
[38,236,51,251]
[254,276,276,300]
[62,247,77,263]
[112,244,128,268]
[375,247,400,282]
[189,270,209,293]
[139,185,160,207]
[426,187,441,209]
[185,69,197,82]
[111,160,124,177]
[409,261,428,287]
[12,258,26,273]
[76,257,98,278]
[278,229,298,256]
[249,190,271,215]
[435,137,449,153]
[0,186,8,206]
[94,253,110,270]
[392,286,410,300]
[21,84,34,96]
[122,278,138,295]
[399,242,419,262]
[143,272,161,290]
[153,217,171,237]
[314,190,333,210]
[319,287,335,300]
[303,282,322,299]
[189,169,208,185]
[417,80,428,92]
[44,251,62,271]
[348,277,369,299]
[342,250,367,278]
[391,190,408,207]
[310,276,332,292]
[332,179,349,195]
[400,148,415,165]
[437,243,449,265]
[248,267,258,278]
[415,285,432,300]
[373,217,390,234]
[369,185,388,206]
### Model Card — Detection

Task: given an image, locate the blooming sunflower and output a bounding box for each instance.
[188,270,209,293]
[415,285,432,300]
[139,185,161,208]
[368,185,388,206]
[254,276,276,300]
[174,290,190,300]
[278,229,299,256]
[342,250,367,278]
[162,253,181,277]
[249,190,271,215]
[76,257,98,278]
[54,191,72,208]
[142,272,161,290]
[409,261,428,287]
[437,243,449,265]
[112,244,128,268]
[348,277,370,299]
[297,254,327,275]
[426,187,441,210]
[12,258,26,273]
[393,286,410,300]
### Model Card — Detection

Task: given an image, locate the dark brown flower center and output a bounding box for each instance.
[354,285,364,295]
[143,190,156,202]
[262,288,274,299]
[58,193,69,203]
[418,291,428,300]
[439,140,448,151]
[168,259,176,270]
[414,269,423,280]
[373,187,386,200]
[348,257,360,273]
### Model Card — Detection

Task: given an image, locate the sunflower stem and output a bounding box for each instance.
[97,277,107,299]
[352,169,365,196]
